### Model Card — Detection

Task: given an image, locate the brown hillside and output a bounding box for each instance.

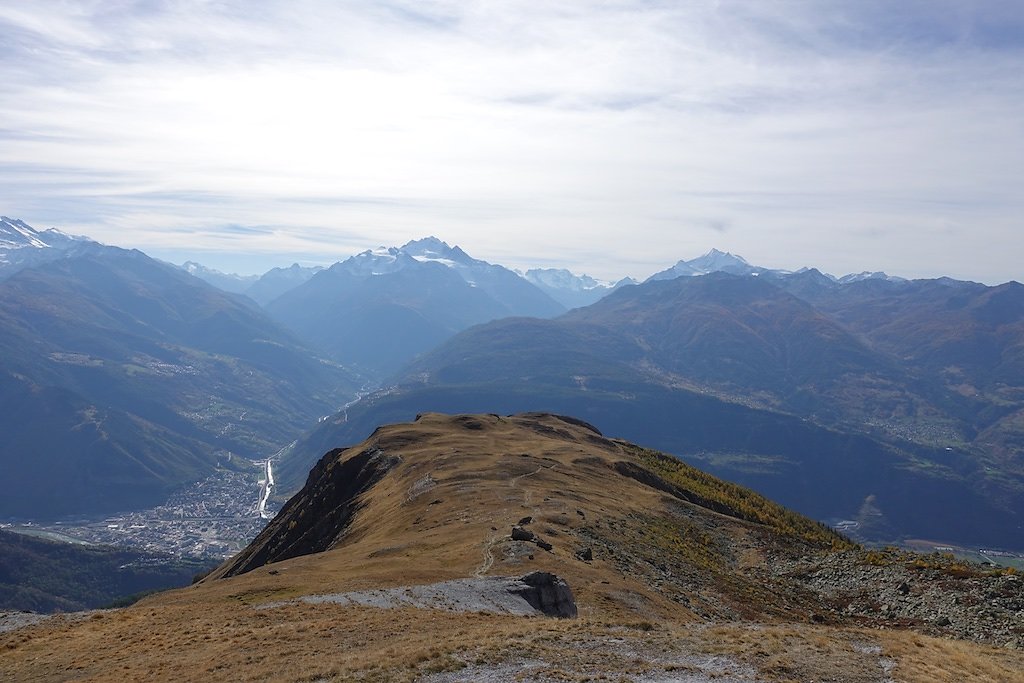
[2,412,1021,682]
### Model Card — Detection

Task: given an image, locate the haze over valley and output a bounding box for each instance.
[2,215,1022,562]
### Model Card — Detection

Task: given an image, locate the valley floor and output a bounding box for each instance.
[1,462,277,559]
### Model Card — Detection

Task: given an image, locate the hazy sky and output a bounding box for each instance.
[1,1,1022,282]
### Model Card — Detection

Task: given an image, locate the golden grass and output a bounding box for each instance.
[2,413,1018,682]
[625,443,856,550]
[883,630,1024,683]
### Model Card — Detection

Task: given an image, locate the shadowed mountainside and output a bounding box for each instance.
[0,530,214,613]
[264,239,564,377]
[0,246,359,518]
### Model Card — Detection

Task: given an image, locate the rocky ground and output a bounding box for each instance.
[0,611,51,634]
[779,548,1024,649]
[260,571,577,618]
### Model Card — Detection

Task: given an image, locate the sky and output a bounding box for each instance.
[0,1,1022,282]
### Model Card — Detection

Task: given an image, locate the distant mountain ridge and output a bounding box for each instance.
[648,247,907,284]
[0,216,84,251]
[179,261,324,305]
[523,268,637,309]
[176,239,913,310]
[264,237,565,377]
[180,261,259,293]
[0,216,95,279]
[277,269,1024,550]
[0,242,359,518]
[648,248,765,280]
[245,263,323,305]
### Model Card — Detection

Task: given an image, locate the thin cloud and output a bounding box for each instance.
[0,1,1021,282]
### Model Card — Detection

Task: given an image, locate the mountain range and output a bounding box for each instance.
[522,268,636,309]
[278,270,1024,550]
[648,247,907,284]
[2,215,1022,555]
[0,216,96,280]
[263,237,565,376]
[0,228,359,518]
[181,261,323,305]
[2,214,1023,679]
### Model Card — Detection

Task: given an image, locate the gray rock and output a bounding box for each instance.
[509,571,578,618]
[271,572,578,619]
[575,547,593,562]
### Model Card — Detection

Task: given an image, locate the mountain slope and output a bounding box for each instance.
[402,237,564,318]
[0,216,94,279]
[275,273,1024,549]
[0,529,213,613]
[214,412,853,584]
[244,263,322,305]
[179,261,258,293]
[3,412,1019,683]
[0,246,359,518]
[565,272,899,401]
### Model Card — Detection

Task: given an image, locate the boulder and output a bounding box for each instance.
[508,571,577,618]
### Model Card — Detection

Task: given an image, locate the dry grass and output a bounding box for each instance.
[883,631,1024,683]
[698,623,1024,683]
[2,413,1020,682]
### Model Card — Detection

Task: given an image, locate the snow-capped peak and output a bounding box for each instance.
[333,246,415,276]
[524,268,611,292]
[0,216,53,249]
[688,248,750,272]
[401,236,451,255]
[0,217,94,277]
[647,248,765,281]
[837,271,907,284]
[400,236,480,270]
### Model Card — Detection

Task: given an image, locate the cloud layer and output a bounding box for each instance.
[1,1,1022,281]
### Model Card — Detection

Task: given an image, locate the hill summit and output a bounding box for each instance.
[2,413,1021,682]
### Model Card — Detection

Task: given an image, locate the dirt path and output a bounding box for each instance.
[474,534,499,577]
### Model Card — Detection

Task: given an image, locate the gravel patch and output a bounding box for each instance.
[259,573,575,617]
[0,611,52,634]
[419,644,762,683]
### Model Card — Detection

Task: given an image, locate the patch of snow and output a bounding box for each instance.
[0,216,49,248]
[837,271,907,284]
[524,268,614,292]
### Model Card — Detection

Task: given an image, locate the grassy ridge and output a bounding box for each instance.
[626,444,856,550]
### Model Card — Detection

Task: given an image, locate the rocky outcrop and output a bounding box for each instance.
[208,446,400,579]
[511,525,553,552]
[264,572,578,619]
[509,571,577,618]
[780,549,1024,648]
